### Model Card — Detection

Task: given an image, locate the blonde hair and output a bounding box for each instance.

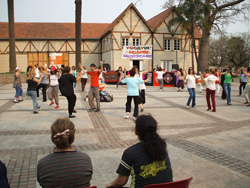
[27,70,36,80]
[51,118,75,150]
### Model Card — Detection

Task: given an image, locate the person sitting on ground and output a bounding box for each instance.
[106,114,173,188]
[0,160,10,188]
[37,118,93,187]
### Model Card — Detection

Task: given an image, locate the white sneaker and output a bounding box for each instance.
[124,113,130,119]
[133,117,137,121]
[186,106,190,109]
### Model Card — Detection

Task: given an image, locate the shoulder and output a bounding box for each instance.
[124,142,143,155]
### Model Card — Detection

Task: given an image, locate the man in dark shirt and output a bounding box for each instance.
[59,66,84,118]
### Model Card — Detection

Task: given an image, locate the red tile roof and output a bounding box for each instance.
[0,4,201,40]
[0,22,110,39]
[147,7,174,31]
[147,7,202,39]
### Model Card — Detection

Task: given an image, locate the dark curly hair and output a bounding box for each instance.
[135,115,166,162]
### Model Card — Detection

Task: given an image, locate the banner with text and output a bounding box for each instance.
[122,45,152,59]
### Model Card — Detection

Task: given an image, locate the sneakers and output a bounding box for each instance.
[49,101,54,106]
[37,106,41,109]
[244,101,249,104]
[13,100,19,103]
[140,108,144,112]
[55,105,59,109]
[69,115,76,118]
[133,117,137,121]
[33,111,39,114]
[124,113,130,119]
[19,99,23,102]
[89,108,95,111]
[94,109,100,112]
[186,106,190,109]
[72,109,77,113]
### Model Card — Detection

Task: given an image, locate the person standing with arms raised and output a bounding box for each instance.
[80,61,103,112]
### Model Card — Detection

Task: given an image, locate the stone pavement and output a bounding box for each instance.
[0,82,250,188]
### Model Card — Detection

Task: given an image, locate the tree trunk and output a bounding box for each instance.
[197,33,210,72]
[75,0,82,71]
[8,0,16,73]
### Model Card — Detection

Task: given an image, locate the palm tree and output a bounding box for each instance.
[8,0,16,73]
[169,0,203,70]
[75,0,82,71]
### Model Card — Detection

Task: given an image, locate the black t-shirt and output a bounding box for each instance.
[116,142,173,188]
[59,74,76,96]
[0,161,9,188]
[27,78,38,91]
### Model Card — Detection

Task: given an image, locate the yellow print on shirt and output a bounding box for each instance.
[139,161,167,178]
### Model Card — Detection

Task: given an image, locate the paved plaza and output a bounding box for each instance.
[0,82,250,188]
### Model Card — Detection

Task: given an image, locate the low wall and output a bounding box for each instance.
[0,73,27,84]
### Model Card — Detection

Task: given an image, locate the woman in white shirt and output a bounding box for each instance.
[155,67,167,91]
[203,69,219,112]
[185,67,201,108]
[47,66,61,109]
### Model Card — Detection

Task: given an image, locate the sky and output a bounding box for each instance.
[0,0,249,35]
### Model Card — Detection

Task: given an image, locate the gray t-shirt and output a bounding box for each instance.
[40,72,48,84]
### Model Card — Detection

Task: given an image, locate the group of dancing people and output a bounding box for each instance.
[170,66,250,111]
[13,62,103,118]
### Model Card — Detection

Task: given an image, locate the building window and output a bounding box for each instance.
[164,39,171,51]
[174,39,181,50]
[122,38,129,47]
[133,38,140,46]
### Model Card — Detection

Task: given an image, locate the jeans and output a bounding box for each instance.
[27,90,39,111]
[15,83,23,98]
[126,96,139,117]
[187,88,196,107]
[223,83,231,104]
[239,82,247,95]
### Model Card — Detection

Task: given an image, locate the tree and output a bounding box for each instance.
[163,0,247,72]
[226,35,250,68]
[75,0,82,71]
[169,0,203,70]
[209,36,229,67]
[209,34,250,68]
[8,0,16,73]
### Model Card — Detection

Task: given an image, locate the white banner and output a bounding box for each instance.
[122,45,152,59]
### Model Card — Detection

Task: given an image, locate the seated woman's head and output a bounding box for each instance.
[51,118,75,150]
[135,114,166,162]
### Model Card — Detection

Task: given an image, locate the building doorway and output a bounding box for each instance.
[133,60,140,70]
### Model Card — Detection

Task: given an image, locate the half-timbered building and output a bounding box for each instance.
[0,3,201,73]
